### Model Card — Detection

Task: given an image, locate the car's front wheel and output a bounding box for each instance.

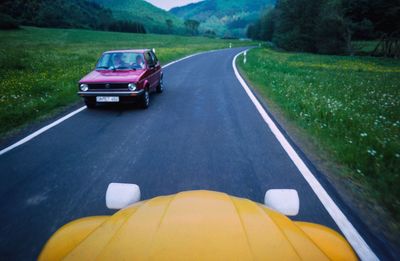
[140,89,150,109]
[84,98,96,109]
[156,76,164,93]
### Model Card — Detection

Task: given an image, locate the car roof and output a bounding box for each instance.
[103,49,150,54]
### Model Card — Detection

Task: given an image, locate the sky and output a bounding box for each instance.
[145,0,203,10]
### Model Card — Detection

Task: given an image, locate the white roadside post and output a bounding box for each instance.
[229,43,232,48]
[152,48,156,53]
[244,51,247,64]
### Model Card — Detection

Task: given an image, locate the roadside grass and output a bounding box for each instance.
[238,47,400,219]
[0,26,254,137]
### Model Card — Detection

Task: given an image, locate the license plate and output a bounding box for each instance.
[96,96,119,102]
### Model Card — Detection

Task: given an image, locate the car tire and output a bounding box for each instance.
[156,76,164,93]
[84,98,96,109]
[140,89,150,109]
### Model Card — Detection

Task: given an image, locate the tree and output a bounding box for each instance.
[247,0,398,55]
[109,20,146,34]
[246,8,275,41]
[315,0,351,54]
[0,0,144,33]
[272,0,325,52]
[165,19,173,33]
[246,23,258,39]
[204,29,216,38]
[184,19,200,35]
[343,0,400,39]
[259,8,275,41]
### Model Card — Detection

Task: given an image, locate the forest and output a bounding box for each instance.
[247,0,400,55]
[0,0,146,33]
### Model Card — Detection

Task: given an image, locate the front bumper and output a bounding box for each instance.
[78,90,144,97]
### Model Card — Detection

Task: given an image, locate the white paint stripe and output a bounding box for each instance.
[162,49,217,68]
[0,49,218,156]
[0,106,87,156]
[232,50,378,261]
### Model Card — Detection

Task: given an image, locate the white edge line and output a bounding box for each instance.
[0,106,87,156]
[233,49,378,261]
[0,49,217,156]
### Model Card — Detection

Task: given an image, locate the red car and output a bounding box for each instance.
[78,49,163,108]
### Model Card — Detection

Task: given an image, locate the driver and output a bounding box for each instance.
[113,53,127,68]
[136,55,145,69]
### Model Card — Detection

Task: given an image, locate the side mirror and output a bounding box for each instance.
[264,189,299,216]
[106,183,141,209]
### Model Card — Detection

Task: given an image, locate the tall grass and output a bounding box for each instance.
[238,47,400,217]
[0,26,254,136]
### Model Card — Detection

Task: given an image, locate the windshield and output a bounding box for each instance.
[96,52,146,70]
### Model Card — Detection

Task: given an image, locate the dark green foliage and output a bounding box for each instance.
[248,0,399,55]
[0,13,19,30]
[314,0,351,54]
[165,19,174,33]
[0,0,112,30]
[247,8,275,41]
[204,29,216,38]
[184,19,200,35]
[227,18,251,30]
[109,21,146,34]
[0,0,146,34]
[273,0,325,52]
[343,0,400,39]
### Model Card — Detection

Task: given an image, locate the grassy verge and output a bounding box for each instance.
[0,26,254,137]
[237,47,400,219]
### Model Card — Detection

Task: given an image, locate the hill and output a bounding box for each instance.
[170,0,276,37]
[90,0,185,34]
[0,0,115,30]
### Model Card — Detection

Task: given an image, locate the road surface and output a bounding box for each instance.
[0,47,392,260]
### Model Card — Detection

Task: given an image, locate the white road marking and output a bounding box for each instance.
[162,50,216,68]
[0,50,215,156]
[233,50,378,261]
[0,106,87,156]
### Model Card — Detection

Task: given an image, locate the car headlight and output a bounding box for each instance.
[80,84,89,92]
[128,83,137,91]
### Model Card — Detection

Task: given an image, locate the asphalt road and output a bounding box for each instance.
[0,48,392,260]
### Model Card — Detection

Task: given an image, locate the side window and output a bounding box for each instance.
[150,51,158,64]
[144,52,154,66]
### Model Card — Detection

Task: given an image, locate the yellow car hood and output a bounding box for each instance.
[39,190,357,260]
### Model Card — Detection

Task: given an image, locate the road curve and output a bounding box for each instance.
[0,47,391,260]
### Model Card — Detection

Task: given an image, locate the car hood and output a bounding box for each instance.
[39,191,356,260]
[80,70,144,83]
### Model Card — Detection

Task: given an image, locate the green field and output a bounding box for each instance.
[238,47,400,218]
[0,26,254,137]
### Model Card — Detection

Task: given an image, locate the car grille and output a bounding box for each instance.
[88,83,128,91]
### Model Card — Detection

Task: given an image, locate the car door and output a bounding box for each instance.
[144,52,157,90]
[149,51,161,84]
